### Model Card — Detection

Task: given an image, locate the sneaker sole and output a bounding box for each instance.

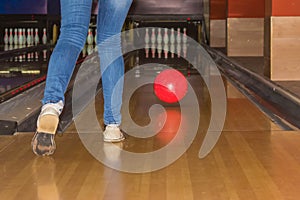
[103,136,125,143]
[36,114,59,134]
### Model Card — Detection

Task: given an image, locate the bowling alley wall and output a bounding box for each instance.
[209,0,300,80]
[209,0,226,47]
[267,0,300,80]
[209,0,264,56]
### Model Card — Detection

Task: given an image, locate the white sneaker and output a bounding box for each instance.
[103,124,125,142]
[31,101,64,156]
[36,101,63,134]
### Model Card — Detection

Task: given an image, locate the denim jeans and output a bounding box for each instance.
[42,0,132,125]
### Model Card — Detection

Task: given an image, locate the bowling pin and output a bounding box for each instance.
[135,56,140,66]
[157,44,162,58]
[31,28,34,44]
[170,44,175,58]
[151,28,156,44]
[34,28,40,45]
[176,28,181,44]
[82,45,87,57]
[27,52,31,62]
[43,50,47,61]
[23,28,26,45]
[14,29,18,45]
[42,28,47,44]
[163,44,168,59]
[135,69,140,77]
[9,28,13,45]
[27,29,31,46]
[144,28,150,44]
[18,28,23,45]
[135,57,141,78]
[4,44,8,51]
[19,54,23,62]
[170,28,175,44]
[163,28,169,44]
[86,28,93,45]
[35,51,39,61]
[87,44,93,55]
[183,28,187,43]
[151,44,156,58]
[4,28,8,45]
[157,28,162,44]
[145,43,149,58]
[94,28,97,44]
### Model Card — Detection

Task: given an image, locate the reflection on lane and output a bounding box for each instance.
[0,44,91,100]
[0,47,49,96]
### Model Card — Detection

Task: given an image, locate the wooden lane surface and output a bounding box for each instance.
[1,76,300,199]
[2,130,300,199]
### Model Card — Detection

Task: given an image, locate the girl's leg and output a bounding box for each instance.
[97,0,133,142]
[97,0,133,126]
[32,0,93,156]
[43,0,93,104]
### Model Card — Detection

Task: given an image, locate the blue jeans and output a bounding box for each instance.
[42,0,132,125]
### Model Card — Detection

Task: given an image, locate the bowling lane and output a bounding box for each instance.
[1,71,299,199]
[0,44,92,102]
[3,47,300,199]
[0,45,50,102]
[0,44,95,135]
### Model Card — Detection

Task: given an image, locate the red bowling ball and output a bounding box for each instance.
[153,69,188,103]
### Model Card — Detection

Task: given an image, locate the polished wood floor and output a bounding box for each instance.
[1,75,300,200]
